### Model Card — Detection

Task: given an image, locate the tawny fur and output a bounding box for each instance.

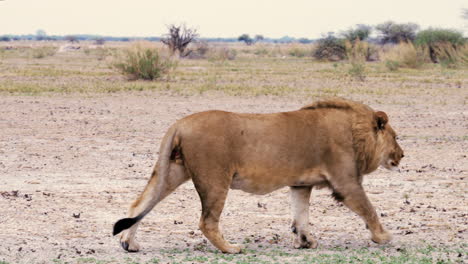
[114,97,404,254]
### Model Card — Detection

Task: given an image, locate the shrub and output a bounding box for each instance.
[313,34,346,61]
[186,41,210,59]
[288,45,311,58]
[298,38,312,44]
[238,34,254,45]
[0,36,11,42]
[380,42,428,69]
[344,39,378,61]
[415,28,466,63]
[341,24,372,42]
[208,46,237,61]
[348,61,366,81]
[376,21,419,44]
[431,43,467,68]
[114,44,175,80]
[385,60,400,71]
[161,24,198,57]
[94,37,105,45]
[31,47,57,59]
[254,45,269,56]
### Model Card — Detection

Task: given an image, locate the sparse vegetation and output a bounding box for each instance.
[376,21,419,44]
[207,46,237,61]
[238,34,254,45]
[65,35,79,43]
[30,46,57,59]
[415,28,466,64]
[287,44,312,57]
[341,24,372,42]
[161,24,198,57]
[313,34,347,61]
[380,42,427,69]
[113,43,176,80]
[345,38,378,62]
[74,244,465,264]
[0,40,467,94]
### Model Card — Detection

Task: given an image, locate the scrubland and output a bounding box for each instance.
[0,41,466,264]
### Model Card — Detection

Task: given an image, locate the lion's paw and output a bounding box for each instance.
[371,230,392,244]
[120,233,140,252]
[293,234,318,249]
[222,243,242,254]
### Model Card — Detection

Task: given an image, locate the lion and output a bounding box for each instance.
[113,98,404,253]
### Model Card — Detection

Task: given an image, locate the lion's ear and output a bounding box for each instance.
[375,111,388,130]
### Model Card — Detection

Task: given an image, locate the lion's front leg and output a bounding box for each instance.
[290,186,318,249]
[332,183,392,244]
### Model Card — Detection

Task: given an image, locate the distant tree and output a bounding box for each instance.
[313,33,347,61]
[0,35,11,42]
[375,21,419,44]
[238,34,254,45]
[36,29,47,41]
[161,23,199,56]
[65,35,79,43]
[298,38,312,44]
[341,24,372,42]
[254,35,264,42]
[415,28,465,63]
[94,37,105,45]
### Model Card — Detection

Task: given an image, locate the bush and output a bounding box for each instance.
[208,46,237,61]
[431,43,467,68]
[313,35,346,61]
[344,39,378,62]
[415,28,466,63]
[348,61,366,81]
[0,36,11,42]
[161,24,198,57]
[385,60,400,71]
[114,44,175,80]
[31,47,57,59]
[341,24,372,42]
[288,45,311,58]
[238,34,254,45]
[380,43,428,69]
[185,41,210,59]
[376,21,419,44]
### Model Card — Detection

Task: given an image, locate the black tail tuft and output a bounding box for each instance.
[113,217,138,236]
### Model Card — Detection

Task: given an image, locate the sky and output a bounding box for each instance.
[1,0,467,38]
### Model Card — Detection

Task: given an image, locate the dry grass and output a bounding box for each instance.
[431,43,468,68]
[380,43,428,69]
[0,41,466,98]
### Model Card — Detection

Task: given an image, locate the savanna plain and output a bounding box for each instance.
[0,41,467,264]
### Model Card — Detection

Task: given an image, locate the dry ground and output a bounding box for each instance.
[0,42,467,263]
[1,93,466,264]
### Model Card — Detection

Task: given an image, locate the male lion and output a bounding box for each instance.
[113,98,404,253]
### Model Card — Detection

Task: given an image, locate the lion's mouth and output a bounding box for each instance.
[382,159,400,171]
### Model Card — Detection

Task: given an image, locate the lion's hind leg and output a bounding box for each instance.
[117,163,189,252]
[192,171,241,254]
[290,186,318,249]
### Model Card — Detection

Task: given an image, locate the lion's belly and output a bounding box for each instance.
[230,167,327,195]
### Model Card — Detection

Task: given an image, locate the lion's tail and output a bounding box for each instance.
[113,126,178,236]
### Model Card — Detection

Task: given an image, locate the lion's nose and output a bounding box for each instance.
[401,153,405,158]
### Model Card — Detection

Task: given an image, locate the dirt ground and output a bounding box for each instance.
[0,93,466,263]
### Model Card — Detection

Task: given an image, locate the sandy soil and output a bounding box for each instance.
[0,93,466,263]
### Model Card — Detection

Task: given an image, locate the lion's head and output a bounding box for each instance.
[374,111,404,171]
